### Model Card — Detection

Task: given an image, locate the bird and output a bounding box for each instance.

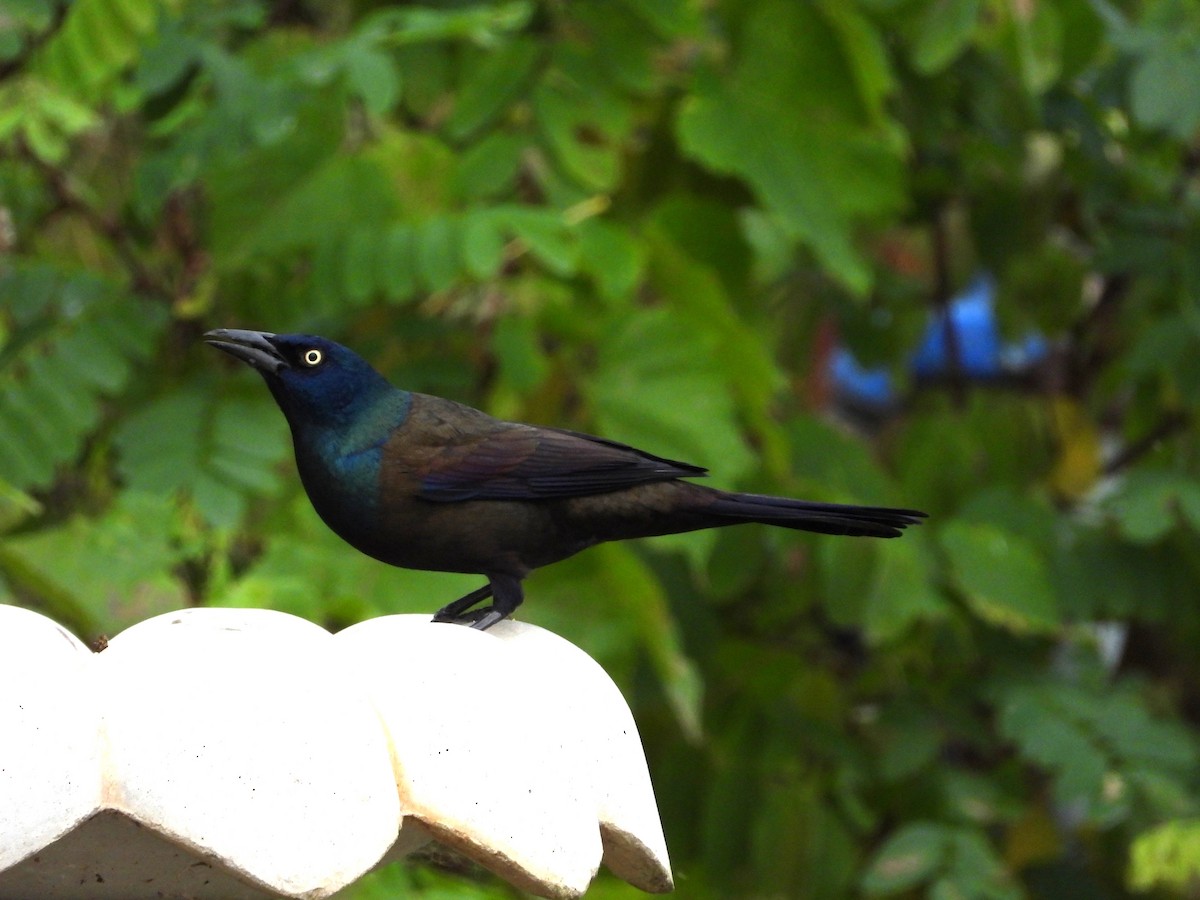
[204,329,926,630]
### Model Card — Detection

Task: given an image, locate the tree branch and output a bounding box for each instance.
[930,204,967,407]
[0,3,69,82]
[1103,410,1190,476]
[21,141,170,298]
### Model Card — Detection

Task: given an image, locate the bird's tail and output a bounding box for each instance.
[704,491,926,538]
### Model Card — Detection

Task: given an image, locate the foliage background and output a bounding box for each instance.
[3,0,1200,896]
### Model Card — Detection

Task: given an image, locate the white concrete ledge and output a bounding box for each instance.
[0,605,672,899]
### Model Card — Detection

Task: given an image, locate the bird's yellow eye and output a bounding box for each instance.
[302,348,323,367]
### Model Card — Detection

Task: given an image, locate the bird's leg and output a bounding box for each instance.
[431,584,493,624]
[468,575,524,631]
[430,576,524,630]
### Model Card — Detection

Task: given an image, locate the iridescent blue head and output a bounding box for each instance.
[203,329,402,434]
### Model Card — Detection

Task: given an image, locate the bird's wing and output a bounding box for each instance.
[416,424,707,502]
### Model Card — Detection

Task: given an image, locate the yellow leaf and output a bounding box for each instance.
[1047,398,1102,500]
[1005,806,1063,871]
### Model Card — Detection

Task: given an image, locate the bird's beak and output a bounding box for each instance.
[203,329,289,375]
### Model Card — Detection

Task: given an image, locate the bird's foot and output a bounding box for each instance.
[431,584,494,623]
[429,576,522,632]
[468,608,505,631]
[430,605,505,630]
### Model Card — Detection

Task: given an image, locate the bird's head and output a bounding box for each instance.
[204,329,396,430]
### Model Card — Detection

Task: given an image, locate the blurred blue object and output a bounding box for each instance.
[911,273,1001,378]
[1000,332,1051,373]
[829,346,896,408]
[829,273,1053,416]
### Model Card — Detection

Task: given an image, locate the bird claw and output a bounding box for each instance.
[468,609,505,631]
[430,605,503,630]
[431,580,520,630]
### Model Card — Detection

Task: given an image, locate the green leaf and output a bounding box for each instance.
[911,0,983,74]
[820,536,880,629]
[1052,530,1185,620]
[788,416,906,507]
[1001,693,1108,806]
[452,130,525,200]
[499,206,578,276]
[114,386,290,528]
[1091,691,1197,773]
[620,0,702,40]
[2,79,100,163]
[645,225,785,464]
[862,537,945,643]
[310,234,347,313]
[1105,469,1200,543]
[34,0,163,100]
[957,486,1060,549]
[0,479,42,533]
[704,525,768,599]
[578,218,644,302]
[1124,314,1200,391]
[211,150,398,267]
[873,702,943,782]
[676,0,904,292]
[1130,37,1200,138]
[368,1,533,48]
[20,106,70,162]
[861,822,948,894]
[445,38,540,141]
[996,681,1196,826]
[938,770,1018,825]
[533,80,623,192]
[939,829,1022,900]
[380,223,418,301]
[599,542,703,740]
[0,276,166,490]
[343,227,383,305]
[205,88,351,265]
[345,42,401,116]
[135,23,200,96]
[415,215,462,292]
[572,1,665,95]
[0,492,188,633]
[461,209,507,279]
[940,520,1059,634]
[1005,0,1064,94]
[490,315,549,393]
[1130,820,1200,893]
[863,822,1019,899]
[817,0,895,123]
[588,307,755,484]
[746,771,859,894]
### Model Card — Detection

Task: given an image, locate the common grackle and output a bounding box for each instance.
[205,329,926,630]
